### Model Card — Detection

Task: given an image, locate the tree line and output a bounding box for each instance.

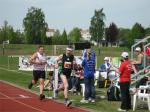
[0,7,150,48]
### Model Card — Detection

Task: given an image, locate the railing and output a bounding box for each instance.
[131,36,150,60]
[111,66,150,87]
[131,66,150,85]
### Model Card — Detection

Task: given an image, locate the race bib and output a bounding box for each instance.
[64,62,72,68]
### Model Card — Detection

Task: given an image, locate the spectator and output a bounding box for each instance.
[136,76,150,89]
[70,64,84,94]
[118,52,132,112]
[146,47,150,65]
[132,47,144,73]
[99,57,110,72]
[81,51,96,103]
[82,48,96,61]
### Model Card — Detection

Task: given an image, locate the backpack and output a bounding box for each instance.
[107,85,120,101]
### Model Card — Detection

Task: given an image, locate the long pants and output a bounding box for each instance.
[120,82,131,110]
[71,76,81,92]
[84,77,95,100]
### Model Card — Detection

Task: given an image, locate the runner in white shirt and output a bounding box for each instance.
[28,46,47,100]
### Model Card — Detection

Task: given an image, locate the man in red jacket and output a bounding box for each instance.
[118,52,132,112]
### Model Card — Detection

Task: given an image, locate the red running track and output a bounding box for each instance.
[0,81,88,112]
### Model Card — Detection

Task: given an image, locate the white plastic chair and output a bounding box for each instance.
[133,85,150,111]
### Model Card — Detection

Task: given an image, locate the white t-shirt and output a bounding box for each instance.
[33,52,46,71]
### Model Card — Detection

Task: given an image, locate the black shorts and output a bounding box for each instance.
[62,71,71,79]
[33,70,45,81]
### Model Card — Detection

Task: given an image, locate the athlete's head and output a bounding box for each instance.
[66,46,73,56]
[38,46,44,54]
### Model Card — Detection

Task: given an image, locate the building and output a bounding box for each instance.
[80,29,91,41]
[46,29,56,37]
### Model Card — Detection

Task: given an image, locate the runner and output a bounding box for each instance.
[55,46,76,107]
[28,46,47,100]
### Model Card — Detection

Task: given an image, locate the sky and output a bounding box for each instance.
[0,0,150,32]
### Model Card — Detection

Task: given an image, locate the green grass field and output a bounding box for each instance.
[0,44,149,112]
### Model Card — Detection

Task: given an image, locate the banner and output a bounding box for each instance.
[19,56,57,71]
[18,56,82,71]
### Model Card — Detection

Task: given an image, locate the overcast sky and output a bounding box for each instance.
[0,0,150,32]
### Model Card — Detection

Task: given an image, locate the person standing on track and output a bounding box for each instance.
[28,46,47,100]
[55,46,76,107]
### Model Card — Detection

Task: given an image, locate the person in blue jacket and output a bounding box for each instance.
[82,48,96,61]
[81,51,96,103]
[99,57,110,72]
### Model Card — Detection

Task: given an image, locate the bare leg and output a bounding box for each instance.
[60,75,68,99]
[39,78,45,95]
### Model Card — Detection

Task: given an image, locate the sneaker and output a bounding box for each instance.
[117,108,128,112]
[65,100,72,107]
[39,94,45,100]
[88,98,92,102]
[91,99,95,103]
[28,83,33,89]
[80,99,89,103]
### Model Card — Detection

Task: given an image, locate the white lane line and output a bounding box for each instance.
[0,92,47,112]
[19,94,31,98]
[0,97,33,100]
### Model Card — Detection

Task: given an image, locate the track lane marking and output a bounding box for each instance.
[0,92,47,112]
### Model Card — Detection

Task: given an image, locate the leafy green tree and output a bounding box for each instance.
[52,30,61,45]
[61,30,68,45]
[0,21,9,43]
[128,23,145,47]
[145,26,150,36]
[68,27,81,43]
[0,21,24,44]
[13,30,25,44]
[23,7,48,44]
[89,8,105,44]
[117,28,131,47]
[105,22,119,46]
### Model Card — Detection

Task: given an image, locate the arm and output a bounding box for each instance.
[55,54,63,68]
[132,54,143,64]
[29,53,47,65]
[29,53,42,65]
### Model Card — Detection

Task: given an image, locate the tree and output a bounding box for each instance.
[68,27,81,43]
[0,21,24,44]
[23,7,48,44]
[89,8,105,45]
[0,21,9,43]
[52,30,61,45]
[117,28,131,47]
[105,22,119,46]
[61,30,68,45]
[128,23,145,47]
[145,26,150,36]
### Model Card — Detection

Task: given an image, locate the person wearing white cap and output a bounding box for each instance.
[55,45,76,107]
[118,52,132,112]
[132,47,144,71]
[100,57,110,72]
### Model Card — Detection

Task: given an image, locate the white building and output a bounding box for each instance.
[80,29,91,41]
[46,29,56,38]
